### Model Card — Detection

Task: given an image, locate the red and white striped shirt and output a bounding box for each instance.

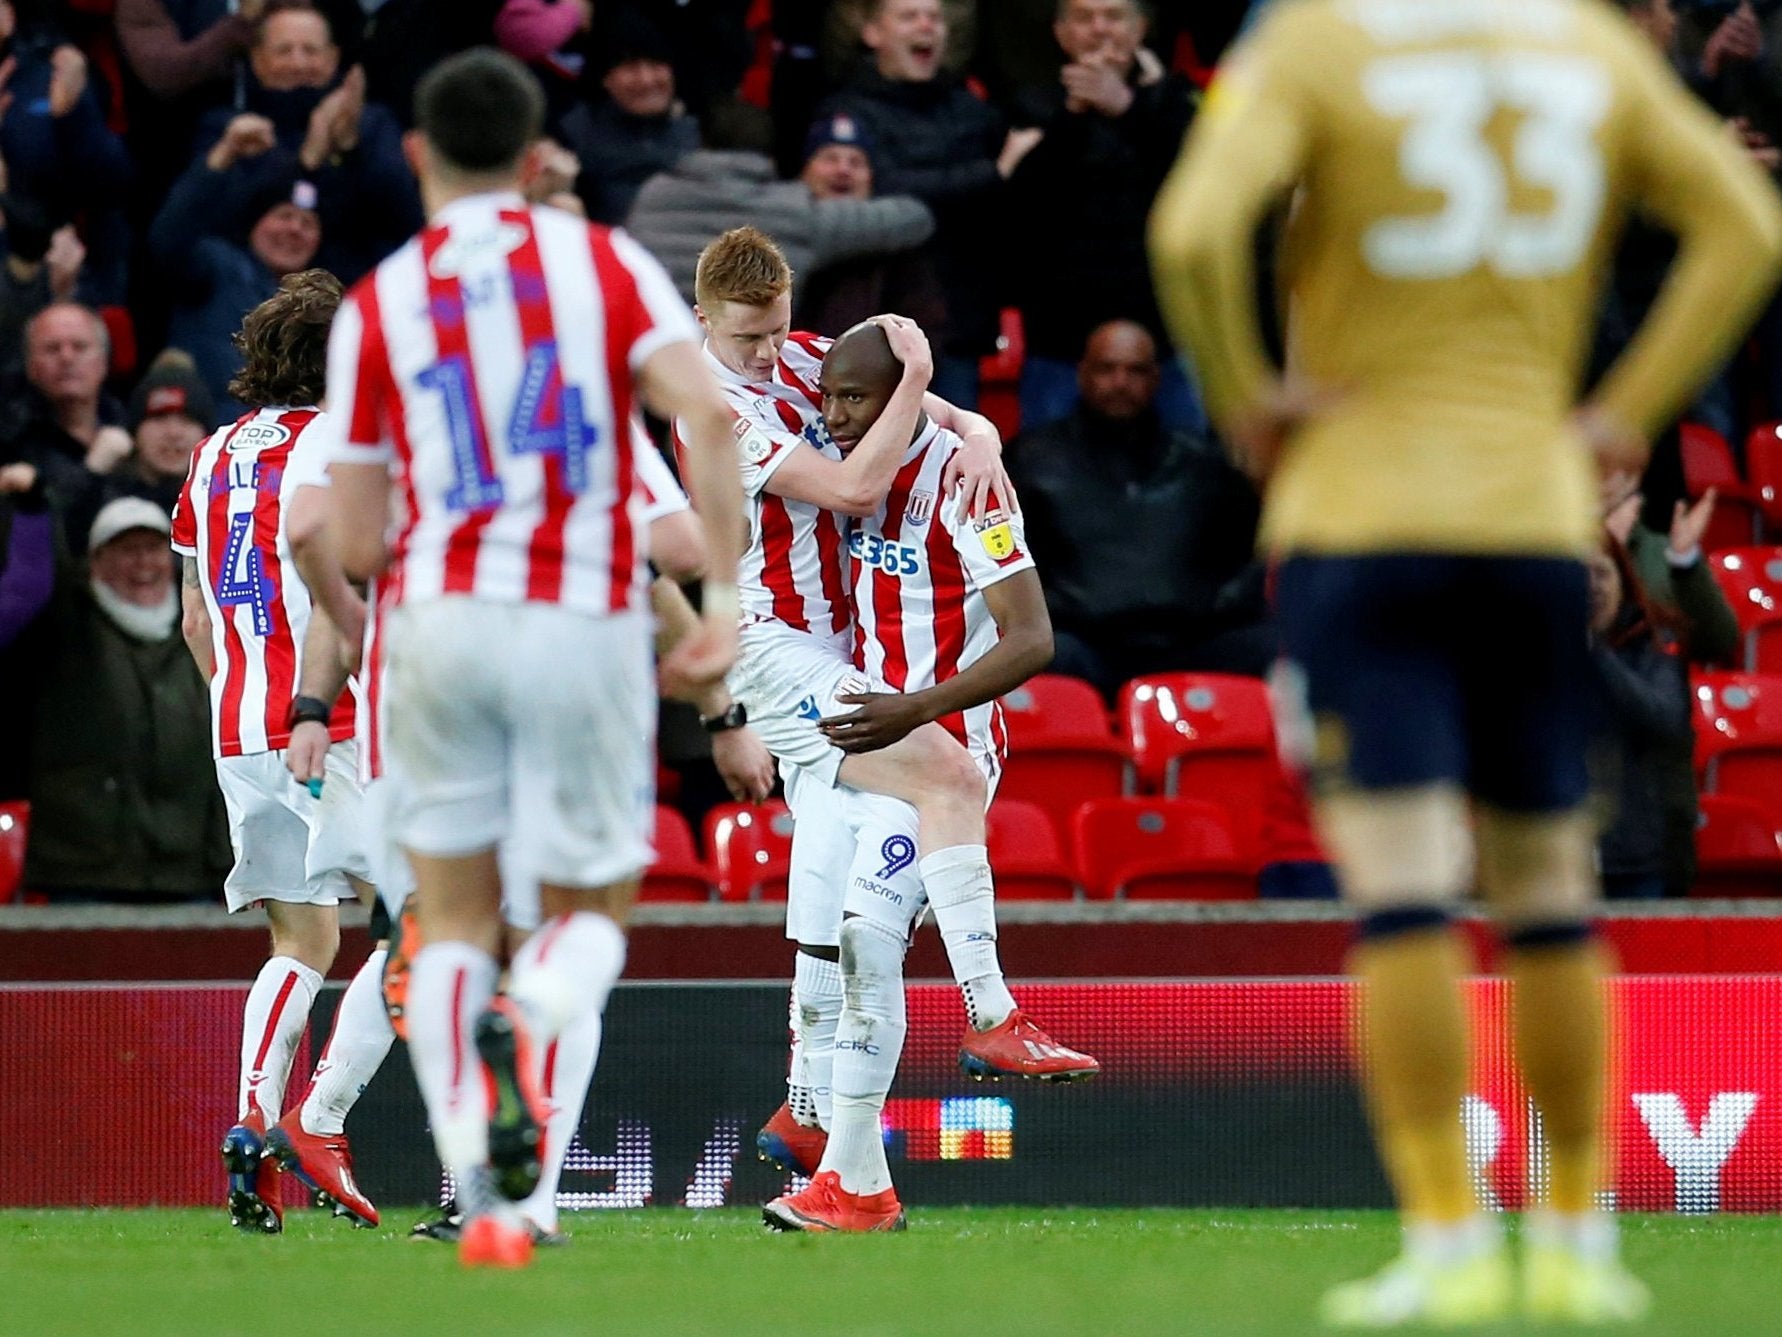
[849,421,1034,771]
[325,191,698,616]
[682,334,850,639]
[172,407,356,758]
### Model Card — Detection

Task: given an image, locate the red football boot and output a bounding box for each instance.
[755,1102,828,1177]
[763,1170,906,1233]
[266,1112,379,1228]
[958,1010,1101,1082]
[459,1213,534,1269]
[220,1109,283,1234]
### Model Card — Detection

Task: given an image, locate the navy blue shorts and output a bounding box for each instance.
[1274,554,1591,814]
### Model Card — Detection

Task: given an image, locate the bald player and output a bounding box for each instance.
[1151,0,1782,1327]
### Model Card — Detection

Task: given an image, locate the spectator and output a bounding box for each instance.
[0,458,53,651]
[0,303,131,532]
[67,350,216,547]
[175,0,419,284]
[819,0,1038,406]
[1006,0,1199,432]
[359,0,503,131]
[1589,536,1695,901]
[820,0,978,83]
[557,15,699,225]
[625,112,935,320]
[20,495,230,903]
[1009,320,1269,695]
[1603,472,1741,666]
[0,210,85,378]
[0,4,134,225]
[151,135,322,417]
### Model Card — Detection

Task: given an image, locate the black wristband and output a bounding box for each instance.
[701,702,747,734]
[289,695,332,729]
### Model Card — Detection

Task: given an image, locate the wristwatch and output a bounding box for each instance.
[700,702,748,734]
[289,695,332,729]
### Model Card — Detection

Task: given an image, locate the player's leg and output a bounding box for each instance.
[1274,556,1510,1327]
[1467,559,1647,1322]
[382,599,514,1262]
[481,605,656,1254]
[766,791,920,1232]
[216,754,338,1235]
[757,764,846,1174]
[271,748,396,1228]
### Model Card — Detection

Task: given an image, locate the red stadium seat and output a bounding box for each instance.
[977,307,1025,444]
[1072,797,1254,901]
[1118,673,1275,855]
[0,801,26,903]
[1694,795,1782,898]
[998,675,1130,835]
[1693,672,1782,819]
[705,800,794,902]
[1746,423,1782,535]
[1680,422,1761,551]
[986,799,1077,900]
[1709,548,1782,672]
[640,805,716,903]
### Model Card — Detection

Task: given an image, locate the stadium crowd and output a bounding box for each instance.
[0,0,1777,905]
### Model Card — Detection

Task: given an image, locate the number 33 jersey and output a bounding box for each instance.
[1161,0,1782,559]
[173,407,356,758]
[849,420,1034,766]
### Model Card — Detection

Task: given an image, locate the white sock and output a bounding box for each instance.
[918,845,1016,1030]
[1405,1214,1502,1265]
[819,916,906,1196]
[792,951,841,1130]
[405,941,499,1179]
[238,956,322,1123]
[518,1004,603,1234]
[506,911,627,1040]
[1525,1209,1618,1263]
[300,948,395,1136]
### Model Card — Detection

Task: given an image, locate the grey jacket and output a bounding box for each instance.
[625,150,934,304]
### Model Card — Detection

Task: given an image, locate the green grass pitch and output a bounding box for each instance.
[4,1207,1779,1335]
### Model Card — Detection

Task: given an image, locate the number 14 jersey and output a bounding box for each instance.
[172,407,355,758]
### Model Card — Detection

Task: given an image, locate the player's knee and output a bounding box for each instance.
[905,729,985,810]
[1475,807,1596,928]
[1315,784,1471,907]
[268,905,339,974]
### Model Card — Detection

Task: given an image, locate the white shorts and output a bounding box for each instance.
[728,622,881,788]
[216,744,372,914]
[383,598,656,890]
[784,751,1003,944]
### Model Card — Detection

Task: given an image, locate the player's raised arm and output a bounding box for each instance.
[1147,13,1311,472]
[764,315,934,516]
[1584,24,1782,457]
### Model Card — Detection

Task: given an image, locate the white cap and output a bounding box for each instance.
[89,496,173,552]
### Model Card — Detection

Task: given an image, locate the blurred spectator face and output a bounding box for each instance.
[135,414,207,483]
[698,295,793,382]
[251,10,339,92]
[603,59,676,117]
[91,529,174,608]
[27,306,107,409]
[1588,547,1624,634]
[864,0,947,83]
[1628,0,1678,52]
[803,145,873,200]
[1055,0,1145,66]
[1078,321,1160,422]
[250,203,322,276]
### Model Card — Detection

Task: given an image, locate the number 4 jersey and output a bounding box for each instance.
[172,407,356,758]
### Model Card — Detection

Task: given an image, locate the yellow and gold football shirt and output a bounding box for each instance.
[1151,0,1782,558]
